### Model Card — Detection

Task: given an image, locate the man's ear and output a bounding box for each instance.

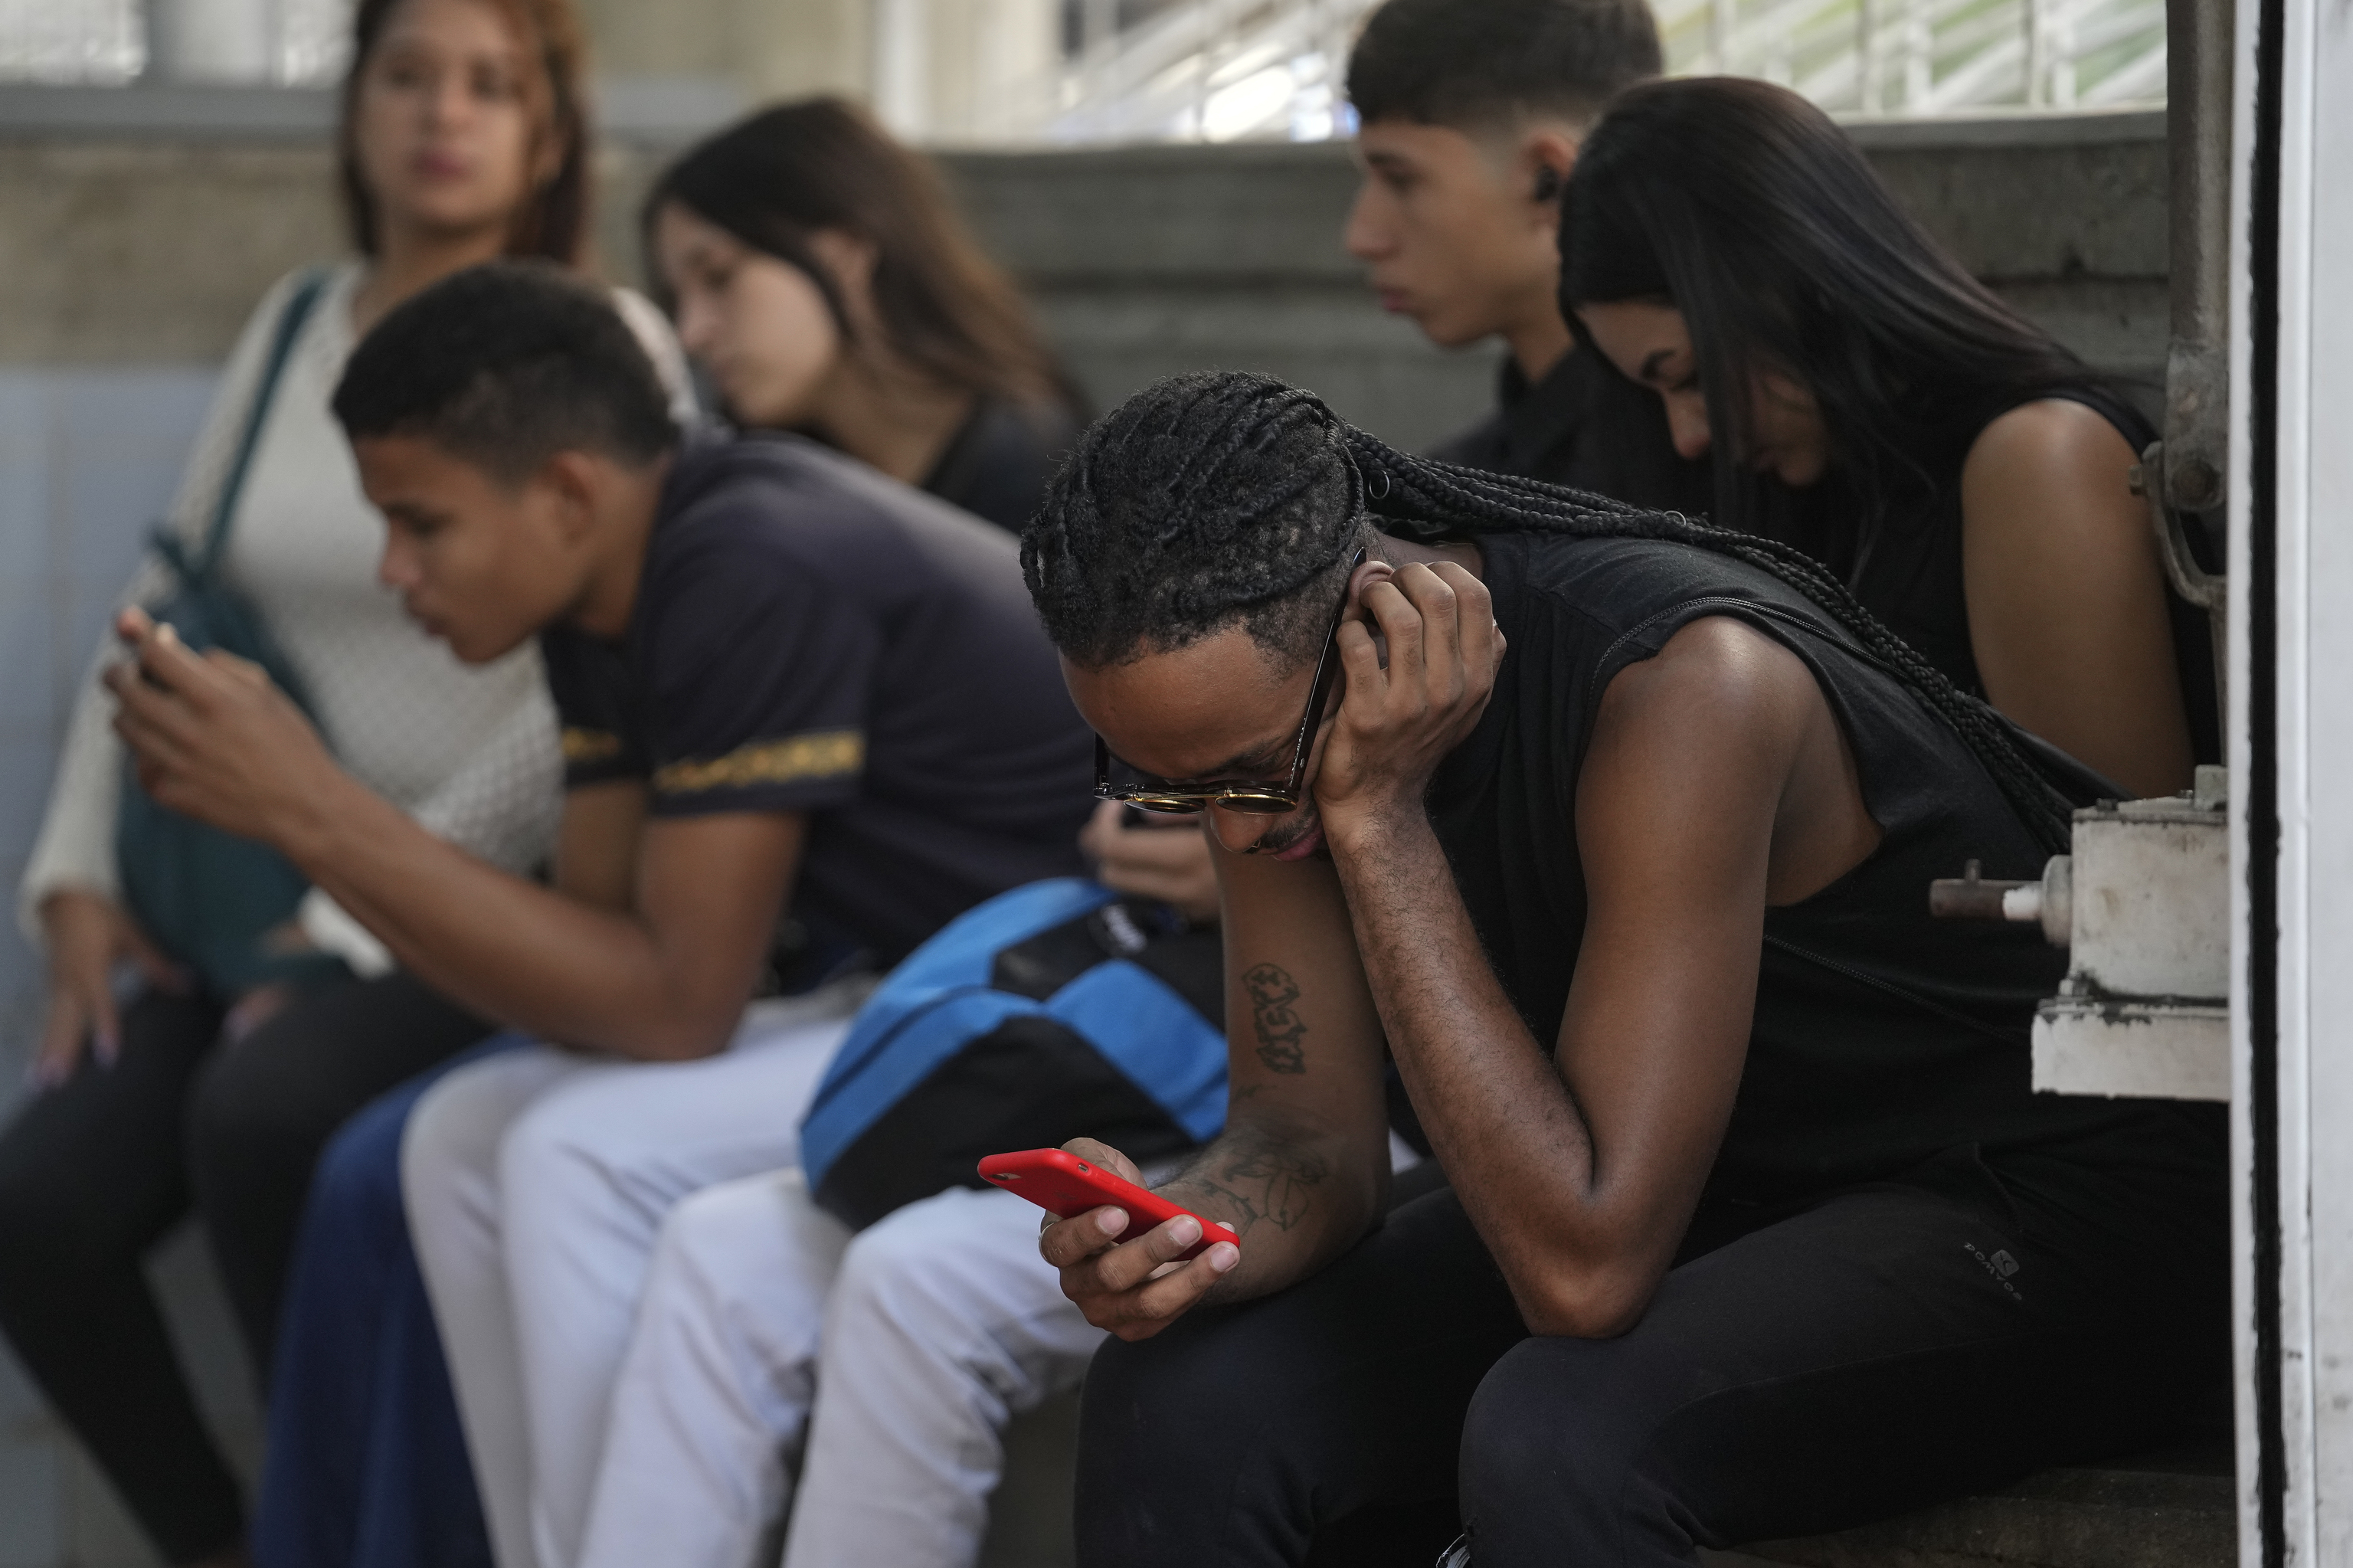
[539,450,604,547]
[1348,555,1397,618]
[1519,126,1581,213]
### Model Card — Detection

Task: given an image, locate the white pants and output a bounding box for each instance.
[578,1176,1107,1568]
[401,992,858,1568]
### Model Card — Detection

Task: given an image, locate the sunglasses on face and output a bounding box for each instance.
[1095,548,1366,817]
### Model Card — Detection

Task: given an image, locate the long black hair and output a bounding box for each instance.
[646,97,1078,419]
[1026,370,2080,853]
[1558,77,2103,535]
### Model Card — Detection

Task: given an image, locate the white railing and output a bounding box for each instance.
[0,0,2163,136]
[1654,0,2168,114]
[1029,0,2165,143]
[0,0,141,83]
[0,0,352,87]
[1046,0,1367,143]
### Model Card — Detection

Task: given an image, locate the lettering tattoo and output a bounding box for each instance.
[1243,963,1308,1074]
[1177,1129,1330,1237]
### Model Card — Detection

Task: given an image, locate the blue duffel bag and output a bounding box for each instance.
[800,878,1228,1230]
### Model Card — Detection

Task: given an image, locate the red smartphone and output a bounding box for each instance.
[977,1147,1239,1260]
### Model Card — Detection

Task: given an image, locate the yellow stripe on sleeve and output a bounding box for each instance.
[652,730,866,795]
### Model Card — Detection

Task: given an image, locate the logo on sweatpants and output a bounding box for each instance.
[1963,1242,2026,1303]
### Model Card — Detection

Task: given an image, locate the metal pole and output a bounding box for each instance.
[2162,0,2234,517]
[1902,0,1929,111]
[2022,0,2045,107]
[139,0,168,80]
[144,0,276,82]
[873,0,931,141]
[1082,0,1115,57]
[1858,0,1879,114]
[2050,0,2076,108]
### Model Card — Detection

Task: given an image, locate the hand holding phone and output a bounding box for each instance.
[1014,1139,1243,1341]
[979,1147,1239,1260]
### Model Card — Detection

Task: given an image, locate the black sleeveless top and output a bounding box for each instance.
[1425,529,2218,1206]
[1766,386,2221,768]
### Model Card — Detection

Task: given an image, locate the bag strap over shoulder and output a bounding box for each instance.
[195,266,331,577]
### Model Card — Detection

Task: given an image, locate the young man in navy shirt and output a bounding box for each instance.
[109,260,1094,1567]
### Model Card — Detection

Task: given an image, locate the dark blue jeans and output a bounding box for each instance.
[253,1036,524,1568]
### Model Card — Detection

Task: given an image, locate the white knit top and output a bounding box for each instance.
[18,262,695,974]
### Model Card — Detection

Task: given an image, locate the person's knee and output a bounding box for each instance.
[401,1050,550,1216]
[1461,1340,1605,1506]
[826,1213,1014,1401]
[829,1193,1078,1368]
[830,1210,949,1327]
[185,1032,301,1188]
[312,1093,414,1232]
[648,1178,797,1315]
[1458,1337,1681,1557]
[494,1071,648,1223]
[1079,1309,1265,1466]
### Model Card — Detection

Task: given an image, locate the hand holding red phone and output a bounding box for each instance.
[1009,1138,1241,1341]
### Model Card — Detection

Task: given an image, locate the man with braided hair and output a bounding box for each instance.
[1027,371,2226,1567]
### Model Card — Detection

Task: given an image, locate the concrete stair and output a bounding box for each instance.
[1729,1446,2235,1568]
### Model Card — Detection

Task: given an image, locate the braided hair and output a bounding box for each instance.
[1023,370,2080,853]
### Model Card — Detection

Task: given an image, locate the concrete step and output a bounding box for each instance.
[986,1403,2235,1568]
[980,1391,1082,1568]
[1733,1446,2235,1568]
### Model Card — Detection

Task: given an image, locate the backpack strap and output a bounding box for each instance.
[194,266,331,578]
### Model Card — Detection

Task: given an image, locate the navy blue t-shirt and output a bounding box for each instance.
[541,434,1094,964]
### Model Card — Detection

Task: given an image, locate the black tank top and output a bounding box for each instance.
[1425,529,2217,1206]
[1766,386,2222,767]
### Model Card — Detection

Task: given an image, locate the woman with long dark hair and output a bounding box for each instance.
[1561,77,2210,799]
[0,3,685,1563]
[646,97,1082,532]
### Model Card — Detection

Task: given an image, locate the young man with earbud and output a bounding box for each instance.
[1344,0,1710,512]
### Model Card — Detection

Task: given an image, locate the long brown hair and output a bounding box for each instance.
[647,97,1078,417]
[338,0,591,264]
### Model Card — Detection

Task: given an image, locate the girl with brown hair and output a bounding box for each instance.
[647,97,1083,532]
[0,3,686,1563]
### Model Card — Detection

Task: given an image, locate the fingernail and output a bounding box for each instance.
[96,1032,118,1067]
[1208,1242,1239,1273]
[1097,1208,1128,1238]
[1170,1216,1202,1248]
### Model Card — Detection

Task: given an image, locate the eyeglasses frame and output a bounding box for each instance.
[1093,547,1368,817]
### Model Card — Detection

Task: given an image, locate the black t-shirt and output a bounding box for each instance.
[1765,386,2222,768]
[542,434,1094,964]
[1431,346,1713,516]
[921,398,1081,535]
[1425,529,2219,1206]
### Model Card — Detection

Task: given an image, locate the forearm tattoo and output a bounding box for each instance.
[1243,963,1308,1075]
[1175,1128,1330,1237]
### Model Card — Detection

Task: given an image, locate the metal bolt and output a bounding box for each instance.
[2168,454,2224,511]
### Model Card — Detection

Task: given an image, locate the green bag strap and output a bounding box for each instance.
[193,266,331,579]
